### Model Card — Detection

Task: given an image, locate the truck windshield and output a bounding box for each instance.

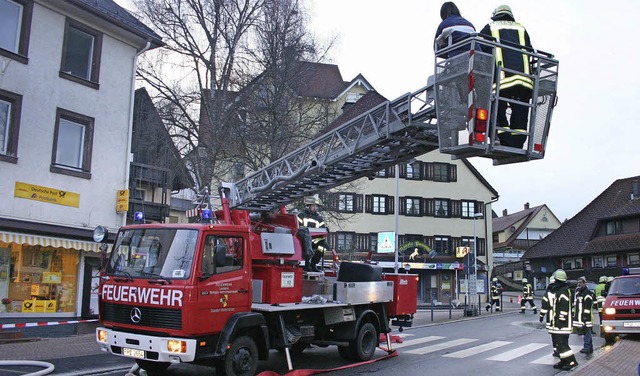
[608,278,640,296]
[105,228,197,279]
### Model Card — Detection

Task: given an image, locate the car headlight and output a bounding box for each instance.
[97,329,108,343]
[167,339,187,353]
[604,307,616,315]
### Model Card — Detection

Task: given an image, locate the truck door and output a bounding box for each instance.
[197,234,251,333]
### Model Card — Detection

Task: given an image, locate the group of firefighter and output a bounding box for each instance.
[486,272,614,371]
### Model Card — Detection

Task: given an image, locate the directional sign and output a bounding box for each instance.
[377,232,395,253]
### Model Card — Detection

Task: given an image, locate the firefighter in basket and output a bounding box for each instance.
[297,196,329,272]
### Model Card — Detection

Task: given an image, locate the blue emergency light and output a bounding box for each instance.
[622,267,640,275]
[134,211,144,222]
[201,209,212,220]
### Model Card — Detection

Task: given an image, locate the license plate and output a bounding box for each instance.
[623,322,640,327]
[123,347,145,359]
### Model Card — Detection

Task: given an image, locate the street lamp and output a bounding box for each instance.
[404,263,411,274]
[472,212,484,312]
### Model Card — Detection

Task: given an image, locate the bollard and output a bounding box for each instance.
[449,296,452,319]
[430,298,434,322]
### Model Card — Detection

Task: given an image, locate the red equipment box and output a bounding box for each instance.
[383,273,418,316]
[252,264,302,304]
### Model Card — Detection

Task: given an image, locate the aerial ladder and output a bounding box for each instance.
[225,36,559,211]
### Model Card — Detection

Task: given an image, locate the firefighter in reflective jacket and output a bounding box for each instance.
[480,5,533,148]
[520,278,537,314]
[298,196,329,272]
[594,276,607,323]
[486,277,503,312]
[539,269,578,371]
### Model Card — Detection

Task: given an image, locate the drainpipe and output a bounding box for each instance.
[122,40,152,227]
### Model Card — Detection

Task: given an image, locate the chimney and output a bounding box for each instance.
[524,202,530,210]
[502,209,508,216]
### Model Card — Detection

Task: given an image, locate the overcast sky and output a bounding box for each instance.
[117,0,640,222]
[304,0,640,222]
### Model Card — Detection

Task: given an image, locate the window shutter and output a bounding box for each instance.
[400,197,407,215]
[449,164,457,182]
[388,165,395,178]
[387,195,394,214]
[424,162,433,180]
[424,198,435,216]
[451,200,461,217]
[355,194,364,212]
[365,195,372,213]
[399,164,407,178]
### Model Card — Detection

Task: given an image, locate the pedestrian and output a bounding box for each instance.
[520,277,537,314]
[486,277,503,312]
[434,2,476,58]
[297,196,329,272]
[479,5,533,148]
[539,269,578,370]
[594,276,607,324]
[573,276,594,354]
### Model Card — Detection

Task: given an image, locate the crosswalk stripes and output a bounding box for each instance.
[530,345,583,365]
[443,340,512,358]
[486,343,548,361]
[393,335,586,365]
[405,338,477,355]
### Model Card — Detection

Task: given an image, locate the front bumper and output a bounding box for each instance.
[601,319,640,334]
[96,327,197,363]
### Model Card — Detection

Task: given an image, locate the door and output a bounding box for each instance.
[81,257,100,318]
[197,234,251,333]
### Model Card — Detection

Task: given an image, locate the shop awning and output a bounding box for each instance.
[0,231,101,253]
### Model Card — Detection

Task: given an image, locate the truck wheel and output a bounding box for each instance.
[603,332,616,345]
[135,360,170,375]
[218,336,258,376]
[349,322,378,361]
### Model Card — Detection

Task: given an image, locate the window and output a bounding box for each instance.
[434,236,450,255]
[202,236,243,275]
[628,253,640,267]
[574,257,582,269]
[51,108,94,179]
[401,162,421,180]
[605,220,623,235]
[562,258,573,270]
[374,165,394,178]
[461,201,476,218]
[434,199,450,217]
[369,233,377,252]
[432,162,456,182]
[401,197,422,216]
[335,232,355,253]
[0,89,21,163]
[366,195,393,215]
[606,255,617,268]
[0,0,32,63]
[373,196,386,214]
[338,194,354,212]
[60,20,102,87]
[592,256,603,268]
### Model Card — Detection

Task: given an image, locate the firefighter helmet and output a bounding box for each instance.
[598,276,607,283]
[304,196,322,206]
[492,5,513,19]
[492,277,498,282]
[549,276,555,284]
[607,276,614,282]
[553,269,567,282]
[522,278,528,283]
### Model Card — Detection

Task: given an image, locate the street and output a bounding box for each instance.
[1,310,618,376]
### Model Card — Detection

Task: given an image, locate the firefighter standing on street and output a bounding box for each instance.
[520,278,537,314]
[539,269,578,371]
[480,5,534,148]
[486,277,503,312]
[594,276,607,323]
[573,276,594,354]
[298,196,329,272]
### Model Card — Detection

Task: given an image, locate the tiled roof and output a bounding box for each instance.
[523,176,640,260]
[69,0,162,46]
[493,206,541,233]
[290,62,346,98]
[324,90,388,131]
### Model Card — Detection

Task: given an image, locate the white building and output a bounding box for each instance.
[0,0,161,318]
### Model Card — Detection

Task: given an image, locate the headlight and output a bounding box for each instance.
[97,329,108,343]
[604,307,616,315]
[167,340,187,353]
[93,226,109,243]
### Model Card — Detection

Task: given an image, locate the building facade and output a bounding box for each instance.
[0,0,161,318]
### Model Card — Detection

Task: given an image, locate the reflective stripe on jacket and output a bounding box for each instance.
[485,21,533,90]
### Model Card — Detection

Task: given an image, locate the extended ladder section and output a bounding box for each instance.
[227,86,440,211]
[227,36,559,210]
[435,35,559,165]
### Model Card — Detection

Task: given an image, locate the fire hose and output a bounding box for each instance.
[0,360,55,376]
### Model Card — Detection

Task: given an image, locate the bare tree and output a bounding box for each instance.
[131,0,335,190]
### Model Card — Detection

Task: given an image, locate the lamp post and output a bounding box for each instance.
[472,212,484,312]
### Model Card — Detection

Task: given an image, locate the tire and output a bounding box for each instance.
[135,359,170,375]
[349,322,378,361]
[603,332,616,345]
[218,336,259,376]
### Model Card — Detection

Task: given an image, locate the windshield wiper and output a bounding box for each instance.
[147,278,172,285]
[114,271,134,282]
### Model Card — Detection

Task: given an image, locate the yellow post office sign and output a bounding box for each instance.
[116,189,129,212]
[14,182,80,208]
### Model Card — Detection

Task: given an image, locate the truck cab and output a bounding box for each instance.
[601,268,640,343]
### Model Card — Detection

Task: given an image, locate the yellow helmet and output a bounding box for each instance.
[607,276,614,282]
[304,196,322,206]
[553,269,567,282]
[492,5,513,19]
[598,276,607,283]
[522,278,528,283]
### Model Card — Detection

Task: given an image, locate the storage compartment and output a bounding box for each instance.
[337,262,382,282]
[383,273,418,316]
[333,281,393,304]
[252,264,302,304]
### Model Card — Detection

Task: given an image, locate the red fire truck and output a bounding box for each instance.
[601,268,640,344]
[94,36,558,375]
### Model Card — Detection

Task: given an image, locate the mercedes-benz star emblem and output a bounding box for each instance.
[130,307,142,323]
